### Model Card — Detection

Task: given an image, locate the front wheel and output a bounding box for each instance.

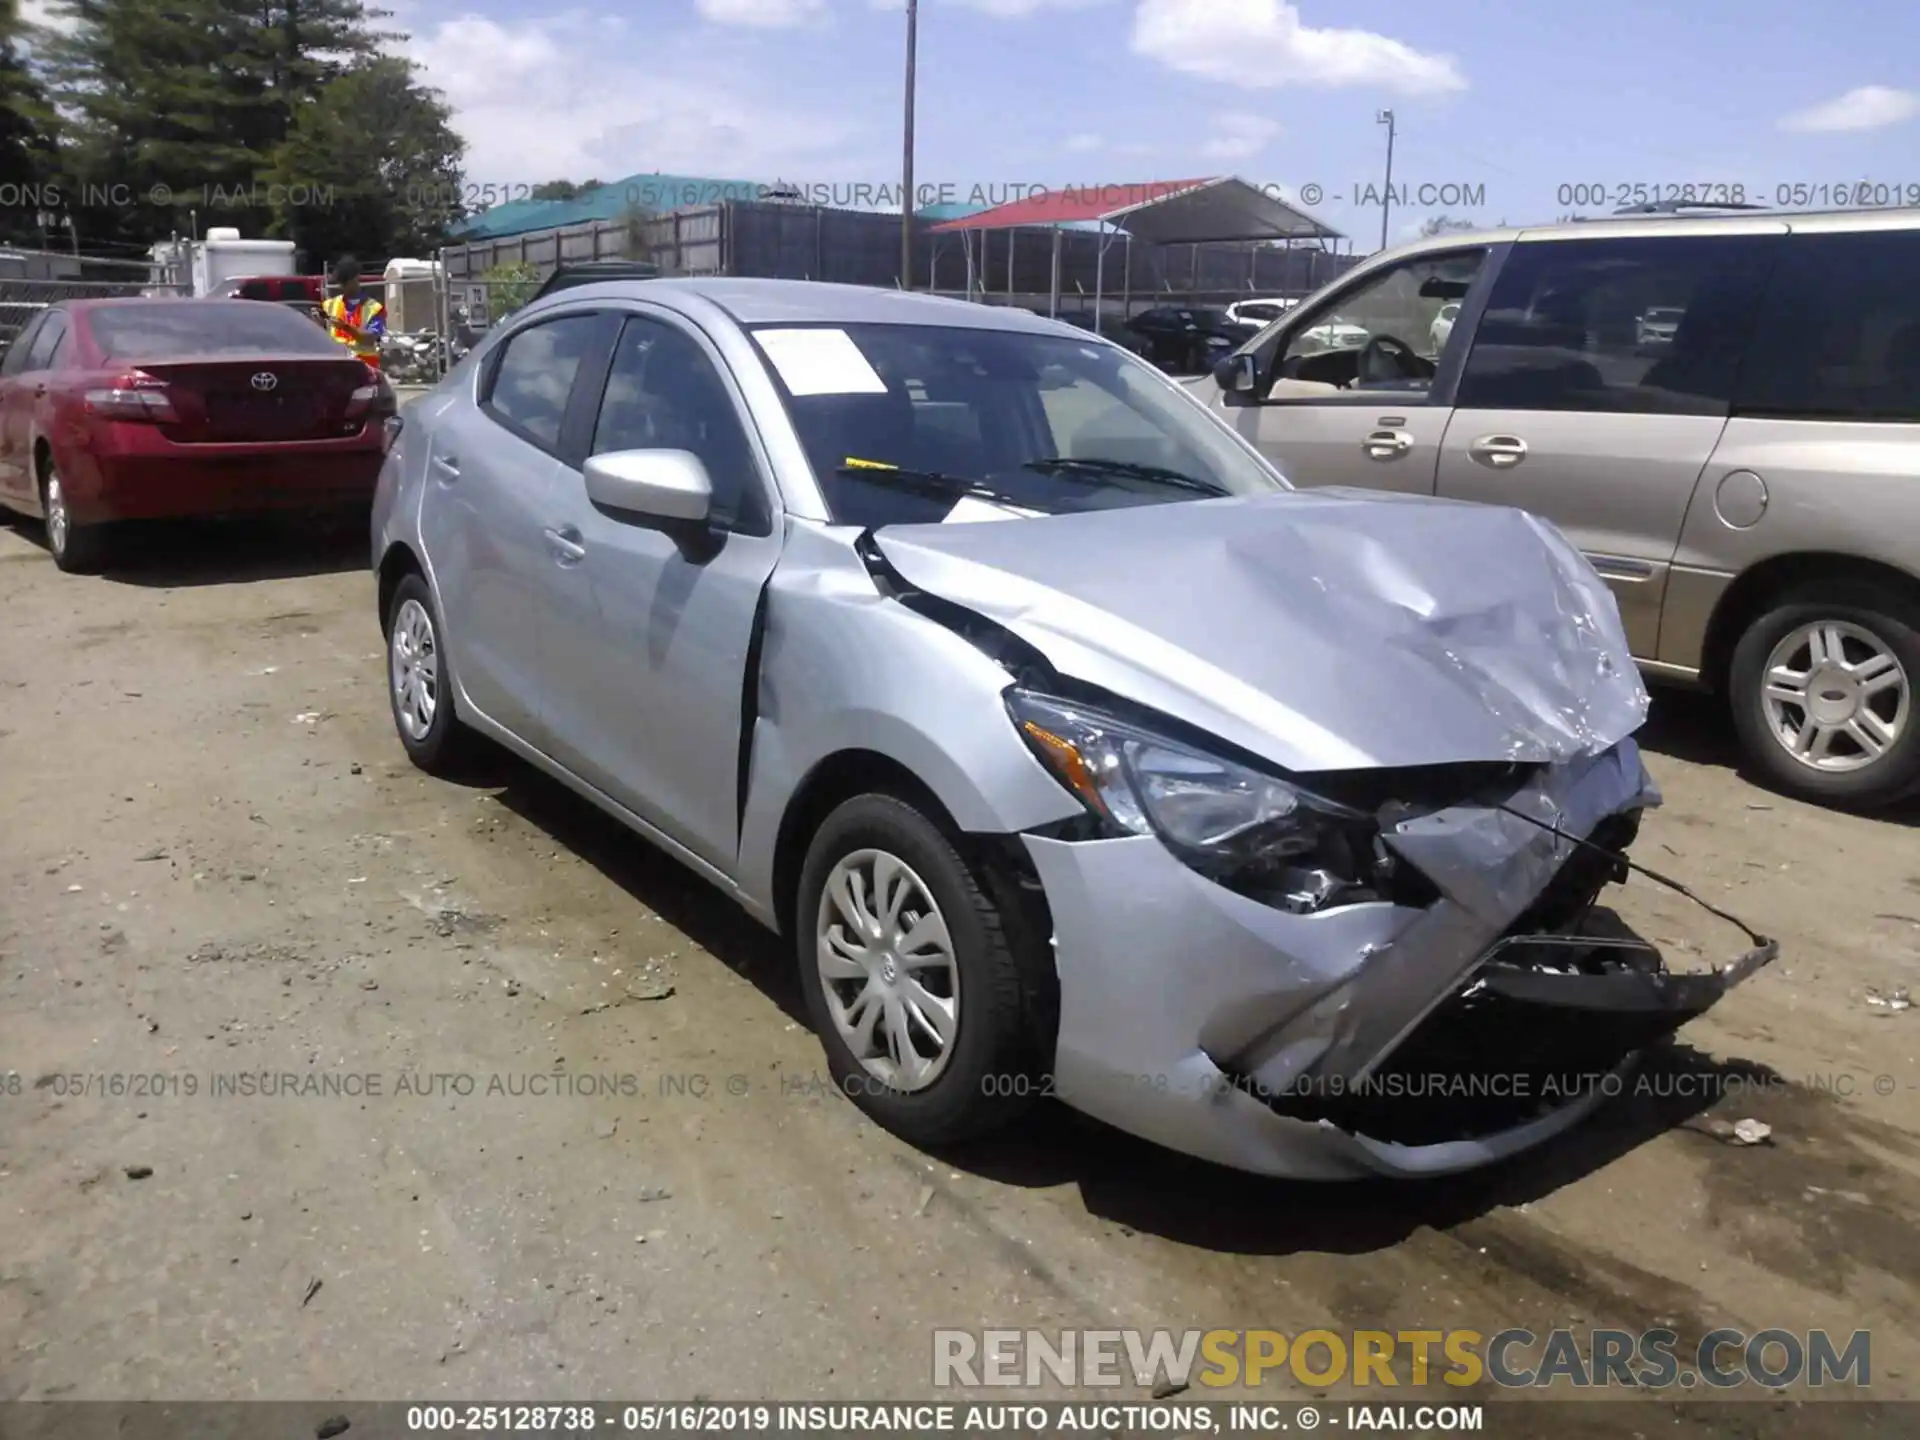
[1728,581,1920,809]
[795,793,1056,1149]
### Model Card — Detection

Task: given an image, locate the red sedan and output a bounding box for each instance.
[0,297,395,572]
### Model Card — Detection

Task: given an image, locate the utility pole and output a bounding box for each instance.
[1376,108,1396,250]
[900,0,918,289]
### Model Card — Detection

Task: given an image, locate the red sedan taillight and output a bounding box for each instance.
[344,373,395,421]
[84,372,178,423]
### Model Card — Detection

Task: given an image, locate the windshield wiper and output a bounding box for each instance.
[1021,456,1229,497]
[834,464,1034,510]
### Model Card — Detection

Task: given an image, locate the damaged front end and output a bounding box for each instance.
[1010,719,1778,1180]
[850,494,1778,1178]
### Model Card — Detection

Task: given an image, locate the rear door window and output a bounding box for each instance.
[1733,228,1920,421]
[483,313,603,452]
[22,313,67,372]
[1455,234,1778,415]
[2,314,47,375]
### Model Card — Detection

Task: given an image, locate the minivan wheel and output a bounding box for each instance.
[795,793,1055,1148]
[1729,582,1920,808]
[41,461,106,574]
[384,572,479,775]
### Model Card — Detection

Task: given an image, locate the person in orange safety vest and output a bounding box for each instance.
[322,256,386,367]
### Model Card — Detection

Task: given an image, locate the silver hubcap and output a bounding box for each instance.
[815,848,959,1092]
[45,473,68,555]
[389,597,438,741]
[1761,620,1909,773]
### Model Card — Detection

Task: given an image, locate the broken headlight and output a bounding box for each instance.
[1006,689,1388,911]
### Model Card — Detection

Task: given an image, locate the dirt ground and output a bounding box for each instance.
[0,514,1915,1430]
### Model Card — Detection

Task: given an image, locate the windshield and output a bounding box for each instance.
[89,302,342,360]
[747,322,1284,526]
[1645,308,1684,322]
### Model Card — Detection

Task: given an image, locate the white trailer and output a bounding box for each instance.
[149,229,299,297]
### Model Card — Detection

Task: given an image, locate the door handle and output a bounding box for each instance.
[1362,428,1413,461]
[1469,435,1528,468]
[543,526,586,564]
[430,452,459,479]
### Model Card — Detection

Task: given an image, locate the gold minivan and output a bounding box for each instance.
[1203,207,1920,809]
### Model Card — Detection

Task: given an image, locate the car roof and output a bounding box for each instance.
[517,276,1090,339]
[1369,204,1920,263]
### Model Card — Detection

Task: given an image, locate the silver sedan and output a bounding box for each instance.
[371,278,1774,1180]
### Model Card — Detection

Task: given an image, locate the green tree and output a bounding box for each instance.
[480,259,539,320]
[0,0,61,245]
[47,0,387,246]
[267,54,464,263]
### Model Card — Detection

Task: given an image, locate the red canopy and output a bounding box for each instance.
[929,175,1340,244]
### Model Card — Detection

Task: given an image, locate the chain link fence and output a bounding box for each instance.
[0,249,187,356]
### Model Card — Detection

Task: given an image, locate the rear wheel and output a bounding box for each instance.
[795,793,1056,1149]
[41,458,106,574]
[1729,581,1920,808]
[384,572,480,775]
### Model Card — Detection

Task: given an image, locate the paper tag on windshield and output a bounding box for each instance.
[756,328,887,396]
[944,496,1042,523]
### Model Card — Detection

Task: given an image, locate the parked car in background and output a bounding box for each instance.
[0,298,395,572]
[1430,301,1461,353]
[1226,297,1295,334]
[1635,305,1685,353]
[532,259,661,301]
[1125,305,1243,374]
[371,277,1771,1180]
[1295,314,1374,352]
[1200,208,1920,809]
[214,273,327,327]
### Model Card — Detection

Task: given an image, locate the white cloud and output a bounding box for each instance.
[407,14,859,186]
[1200,111,1279,160]
[1779,85,1919,133]
[1065,133,1104,153]
[697,0,827,27]
[1131,0,1466,94]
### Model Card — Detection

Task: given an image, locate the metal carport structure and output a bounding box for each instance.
[928,176,1344,319]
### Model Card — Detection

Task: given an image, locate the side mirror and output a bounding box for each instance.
[1213,351,1258,394]
[583,448,713,524]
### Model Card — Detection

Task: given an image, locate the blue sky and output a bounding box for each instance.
[31,0,1920,249]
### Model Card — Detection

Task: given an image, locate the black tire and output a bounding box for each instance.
[41,457,107,574]
[1728,580,1920,809]
[795,793,1056,1149]
[383,571,480,775]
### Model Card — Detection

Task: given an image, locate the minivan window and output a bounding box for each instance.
[1271,249,1486,391]
[1734,229,1920,422]
[1455,234,1777,415]
[484,313,602,451]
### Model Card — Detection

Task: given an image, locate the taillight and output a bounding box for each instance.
[84,372,177,423]
[345,374,396,420]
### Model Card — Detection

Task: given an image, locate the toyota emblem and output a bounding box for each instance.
[250,371,278,391]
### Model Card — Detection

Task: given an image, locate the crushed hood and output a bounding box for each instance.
[871,488,1649,773]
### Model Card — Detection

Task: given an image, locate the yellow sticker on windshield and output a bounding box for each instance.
[842,457,896,469]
